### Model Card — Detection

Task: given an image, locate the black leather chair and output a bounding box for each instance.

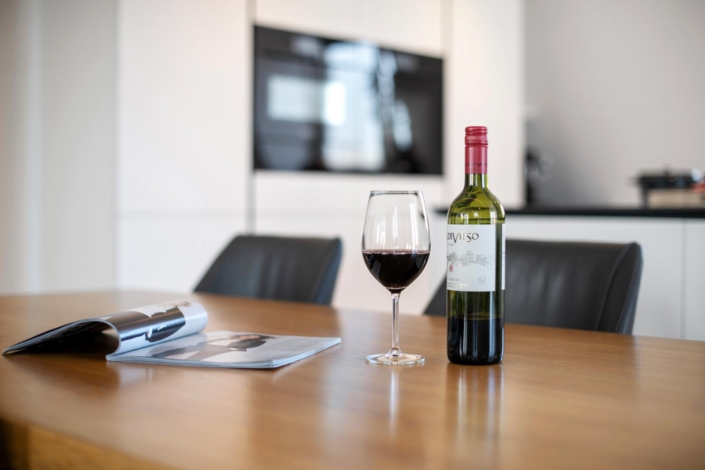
[195,235,343,305]
[425,240,643,334]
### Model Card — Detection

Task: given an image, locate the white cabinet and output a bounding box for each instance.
[444,0,525,207]
[114,0,526,308]
[251,0,525,314]
[254,0,365,45]
[255,0,443,56]
[684,221,705,341]
[119,219,245,292]
[361,0,442,56]
[117,0,250,291]
[118,0,250,214]
[505,216,684,339]
[254,172,444,313]
[428,213,705,340]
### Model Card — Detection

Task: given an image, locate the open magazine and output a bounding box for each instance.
[2,300,341,369]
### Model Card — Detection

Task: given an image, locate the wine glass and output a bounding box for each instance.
[362,190,431,365]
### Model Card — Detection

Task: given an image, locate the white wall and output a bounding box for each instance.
[117,0,251,292]
[0,0,116,294]
[526,0,705,206]
[445,0,525,207]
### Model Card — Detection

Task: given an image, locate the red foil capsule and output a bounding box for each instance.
[465,126,488,174]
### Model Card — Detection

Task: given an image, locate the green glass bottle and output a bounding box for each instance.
[446,126,505,365]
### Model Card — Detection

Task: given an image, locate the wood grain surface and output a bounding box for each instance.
[0,291,704,469]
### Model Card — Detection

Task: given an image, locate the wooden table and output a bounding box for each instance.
[1,292,704,469]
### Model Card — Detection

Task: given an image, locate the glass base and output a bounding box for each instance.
[366,353,425,366]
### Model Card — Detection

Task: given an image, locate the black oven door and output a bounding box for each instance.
[254,26,442,175]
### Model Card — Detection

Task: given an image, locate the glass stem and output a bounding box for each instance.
[389,293,401,357]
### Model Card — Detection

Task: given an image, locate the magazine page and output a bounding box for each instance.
[108,331,341,369]
[3,300,208,355]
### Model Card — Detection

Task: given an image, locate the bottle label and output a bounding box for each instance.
[447,224,497,292]
[501,224,506,290]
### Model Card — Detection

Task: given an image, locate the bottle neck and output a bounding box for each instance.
[465,173,488,188]
[465,144,488,188]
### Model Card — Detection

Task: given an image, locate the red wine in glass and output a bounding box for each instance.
[361,190,431,365]
[362,250,430,293]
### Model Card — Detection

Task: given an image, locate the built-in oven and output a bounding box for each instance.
[254,26,443,174]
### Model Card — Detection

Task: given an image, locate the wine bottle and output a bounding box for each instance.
[446,126,505,365]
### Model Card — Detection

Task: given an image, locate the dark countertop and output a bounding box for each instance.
[435,207,705,219]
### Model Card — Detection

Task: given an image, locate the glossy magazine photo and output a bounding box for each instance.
[3,301,340,369]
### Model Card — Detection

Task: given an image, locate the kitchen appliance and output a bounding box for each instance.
[636,169,705,208]
[254,26,443,174]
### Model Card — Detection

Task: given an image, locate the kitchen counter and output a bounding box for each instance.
[436,207,705,218]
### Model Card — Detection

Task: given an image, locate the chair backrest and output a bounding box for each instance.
[195,235,343,305]
[425,239,643,334]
